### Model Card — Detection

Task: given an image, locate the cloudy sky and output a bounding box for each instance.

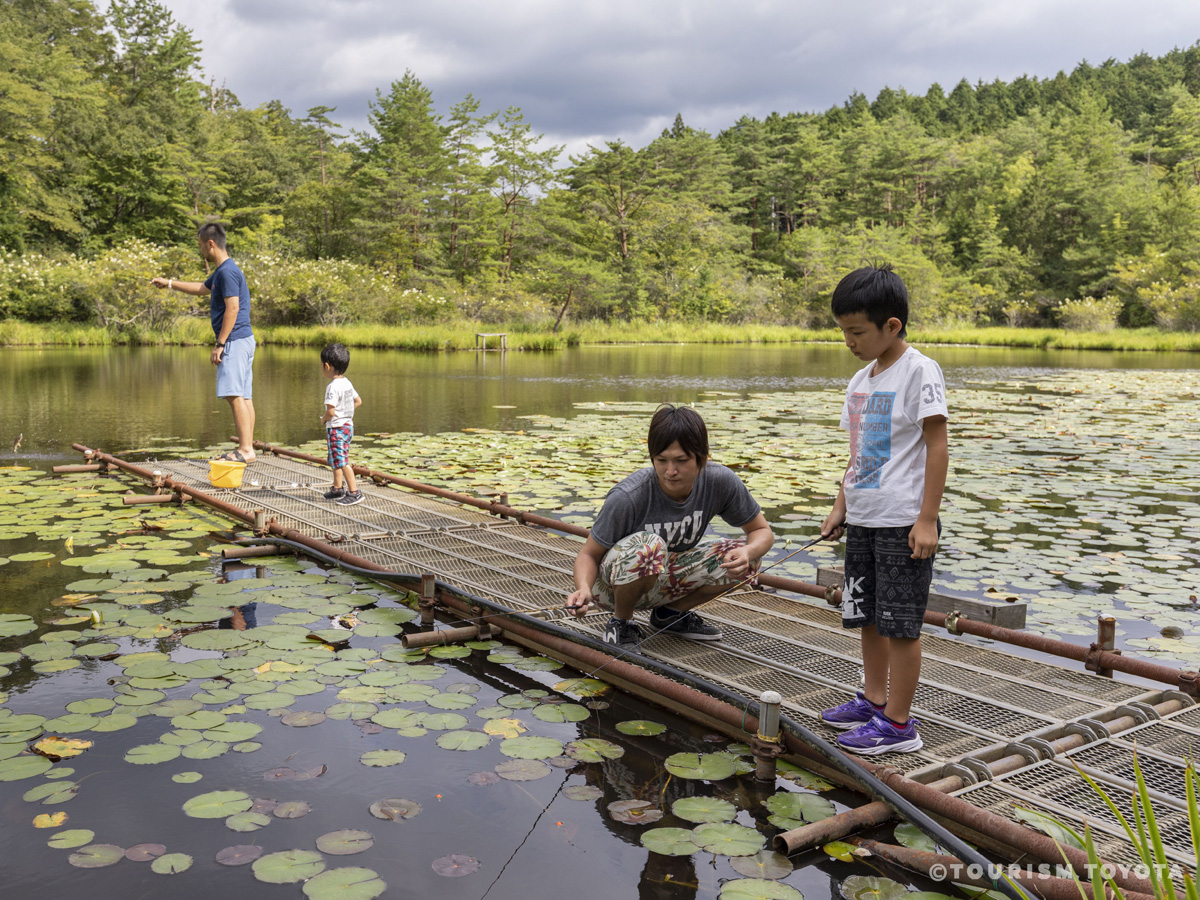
[161,0,1200,158]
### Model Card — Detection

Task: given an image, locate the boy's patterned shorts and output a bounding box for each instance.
[840,523,936,639]
[591,530,757,611]
[326,423,353,470]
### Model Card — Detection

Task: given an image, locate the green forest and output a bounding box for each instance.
[5,0,1200,338]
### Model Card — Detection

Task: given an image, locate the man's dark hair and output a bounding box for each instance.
[321,342,350,375]
[830,263,909,336]
[647,404,708,467]
[197,222,228,250]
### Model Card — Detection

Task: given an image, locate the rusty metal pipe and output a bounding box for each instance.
[221,545,283,560]
[401,624,501,649]
[52,464,103,473]
[848,838,1154,900]
[122,494,176,505]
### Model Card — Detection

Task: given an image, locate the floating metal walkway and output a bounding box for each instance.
[68,446,1200,877]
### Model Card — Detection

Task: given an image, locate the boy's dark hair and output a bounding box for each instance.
[321,342,350,375]
[647,404,708,467]
[197,222,228,250]
[830,263,909,336]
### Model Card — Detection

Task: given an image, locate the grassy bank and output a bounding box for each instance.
[3,318,1200,352]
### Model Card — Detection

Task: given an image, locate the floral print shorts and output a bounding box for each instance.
[592,530,756,611]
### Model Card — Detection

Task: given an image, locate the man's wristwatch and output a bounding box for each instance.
[215,341,226,349]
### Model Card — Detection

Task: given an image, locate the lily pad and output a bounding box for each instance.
[495,758,553,781]
[641,827,701,856]
[436,730,490,751]
[49,828,95,849]
[252,849,326,884]
[665,752,738,780]
[672,796,737,824]
[730,850,795,880]
[564,784,604,801]
[360,749,407,767]
[616,719,667,736]
[499,736,564,760]
[692,822,766,856]
[432,854,480,877]
[608,799,663,824]
[565,739,624,762]
[0,756,53,781]
[150,852,192,874]
[532,703,590,723]
[302,866,387,900]
[182,789,253,819]
[369,798,421,820]
[125,843,167,861]
[317,830,375,855]
[840,875,909,900]
[721,879,805,900]
[69,843,125,868]
[216,844,264,866]
[765,792,837,828]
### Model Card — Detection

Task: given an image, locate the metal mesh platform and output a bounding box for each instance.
[143,451,1196,865]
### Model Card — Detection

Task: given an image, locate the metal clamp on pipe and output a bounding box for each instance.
[1178,672,1200,698]
[752,691,784,783]
[944,611,964,635]
[419,573,437,626]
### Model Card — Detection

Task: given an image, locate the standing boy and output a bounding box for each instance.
[320,343,363,506]
[151,222,257,462]
[819,265,948,755]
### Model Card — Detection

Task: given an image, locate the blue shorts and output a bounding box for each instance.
[216,335,255,399]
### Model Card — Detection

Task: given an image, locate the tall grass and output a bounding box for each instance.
[4,318,1200,352]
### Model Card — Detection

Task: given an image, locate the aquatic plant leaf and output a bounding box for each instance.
[641,827,701,856]
[564,785,604,801]
[32,736,92,759]
[1014,807,1086,851]
[565,739,625,762]
[370,798,421,820]
[33,812,68,828]
[172,771,203,784]
[432,854,480,877]
[125,743,181,765]
[216,844,263,866]
[764,792,836,824]
[721,878,804,899]
[151,852,193,874]
[69,843,125,868]
[692,822,766,856]
[182,789,253,818]
[436,730,490,751]
[839,875,909,900]
[777,762,835,791]
[48,828,94,849]
[360,749,407,767]
[468,771,500,786]
[422,713,469,731]
[125,843,166,861]
[426,692,477,710]
[317,830,375,856]
[665,752,737,780]
[616,719,667,736]
[672,796,737,824]
[181,740,230,760]
[892,822,939,853]
[609,800,663,825]
[822,841,858,862]
[483,718,526,738]
[730,850,794,880]
[281,710,327,727]
[225,811,272,832]
[495,759,553,781]
[554,678,609,697]
[273,801,311,819]
[0,756,53,780]
[252,849,326,884]
[500,736,564,760]
[302,866,387,900]
[532,702,589,723]
[428,646,471,659]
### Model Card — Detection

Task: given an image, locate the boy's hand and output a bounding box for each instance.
[565,588,592,618]
[820,512,845,541]
[909,520,939,559]
[718,545,754,579]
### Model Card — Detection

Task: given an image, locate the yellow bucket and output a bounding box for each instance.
[208,459,246,488]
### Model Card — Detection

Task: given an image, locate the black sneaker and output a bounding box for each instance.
[649,609,723,641]
[336,490,364,506]
[323,487,346,500]
[602,617,643,651]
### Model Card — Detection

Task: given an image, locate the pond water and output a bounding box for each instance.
[1,343,1199,900]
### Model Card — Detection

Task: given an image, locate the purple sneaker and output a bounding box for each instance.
[820,691,882,730]
[837,712,923,756]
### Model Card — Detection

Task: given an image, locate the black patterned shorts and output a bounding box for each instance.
[841,523,937,639]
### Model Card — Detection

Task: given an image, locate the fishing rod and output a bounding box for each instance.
[232,535,1031,900]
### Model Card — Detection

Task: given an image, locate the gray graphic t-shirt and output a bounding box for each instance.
[590,464,761,553]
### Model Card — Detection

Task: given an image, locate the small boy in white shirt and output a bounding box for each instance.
[319,343,363,505]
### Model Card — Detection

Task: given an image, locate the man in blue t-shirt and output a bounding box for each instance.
[565,405,775,651]
[151,222,257,462]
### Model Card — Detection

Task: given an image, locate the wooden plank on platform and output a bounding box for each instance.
[817,565,1027,630]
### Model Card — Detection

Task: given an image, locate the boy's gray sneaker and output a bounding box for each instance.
[323,487,346,500]
[649,608,723,641]
[336,490,364,506]
[602,617,643,651]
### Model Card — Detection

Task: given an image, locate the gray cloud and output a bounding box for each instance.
[164,0,1200,156]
